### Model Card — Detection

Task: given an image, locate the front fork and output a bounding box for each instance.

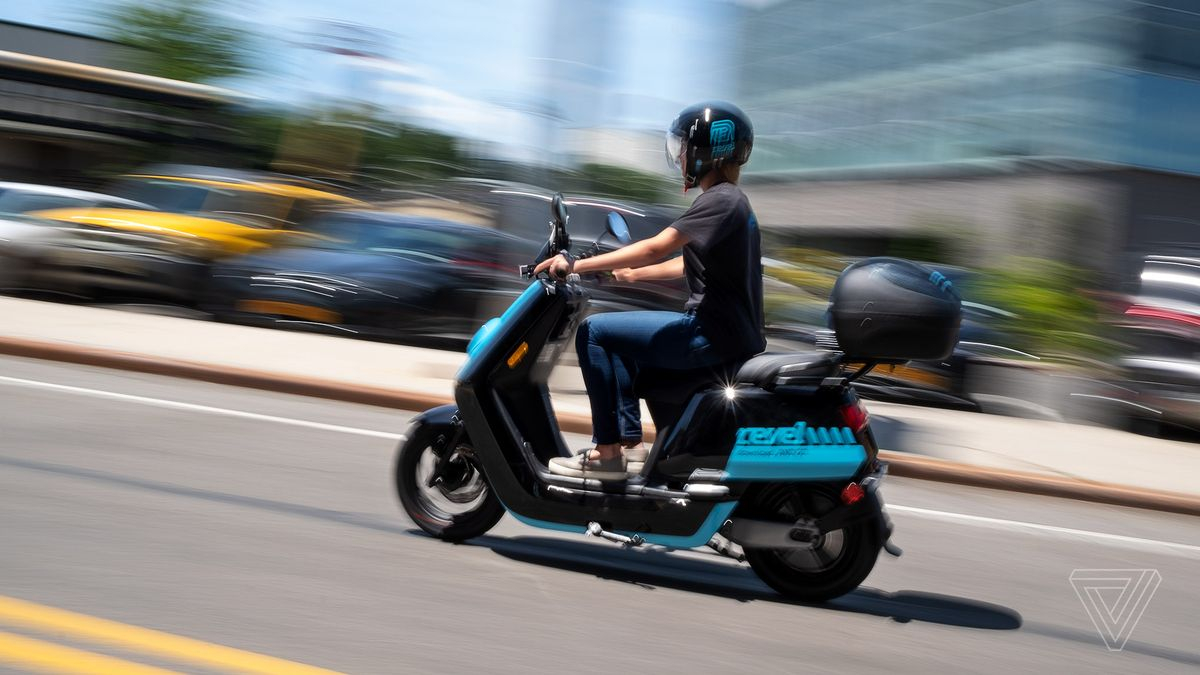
[426,412,467,488]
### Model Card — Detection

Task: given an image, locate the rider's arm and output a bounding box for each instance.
[535,226,691,276]
[617,257,685,282]
[575,226,689,273]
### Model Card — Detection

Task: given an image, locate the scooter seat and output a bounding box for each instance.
[734,351,840,389]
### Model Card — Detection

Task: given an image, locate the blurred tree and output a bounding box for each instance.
[566,164,680,205]
[98,0,255,82]
[973,257,1118,362]
[358,121,473,181]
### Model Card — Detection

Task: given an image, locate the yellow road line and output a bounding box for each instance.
[0,629,182,675]
[0,595,344,675]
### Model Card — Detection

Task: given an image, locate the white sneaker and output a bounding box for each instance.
[548,452,628,481]
[624,445,648,474]
[567,445,647,474]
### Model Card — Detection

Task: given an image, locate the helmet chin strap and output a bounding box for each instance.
[684,161,729,193]
[681,166,697,193]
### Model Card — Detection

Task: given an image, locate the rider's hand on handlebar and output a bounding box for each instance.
[532,252,573,280]
[612,267,637,283]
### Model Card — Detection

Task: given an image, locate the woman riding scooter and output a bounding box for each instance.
[533,101,764,480]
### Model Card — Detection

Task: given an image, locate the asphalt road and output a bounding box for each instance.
[0,355,1197,674]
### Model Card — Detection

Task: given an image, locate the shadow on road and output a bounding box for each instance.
[473,534,1022,630]
[12,454,1196,665]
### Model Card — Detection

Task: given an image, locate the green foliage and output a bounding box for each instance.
[99,0,256,82]
[358,122,471,180]
[567,164,679,205]
[760,247,846,327]
[972,257,1117,361]
[228,106,472,181]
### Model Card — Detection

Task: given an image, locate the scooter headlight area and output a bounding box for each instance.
[394,195,962,603]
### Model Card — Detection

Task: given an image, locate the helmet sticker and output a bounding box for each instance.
[710,119,736,159]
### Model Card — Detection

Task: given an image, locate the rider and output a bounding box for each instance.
[533,101,765,480]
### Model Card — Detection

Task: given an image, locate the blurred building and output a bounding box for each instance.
[0,20,243,186]
[735,0,1200,281]
[548,0,740,172]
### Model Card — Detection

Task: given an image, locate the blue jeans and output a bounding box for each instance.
[576,311,728,444]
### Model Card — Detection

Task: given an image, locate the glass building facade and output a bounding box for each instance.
[736,0,1200,177]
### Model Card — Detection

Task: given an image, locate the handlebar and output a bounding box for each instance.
[518,192,627,283]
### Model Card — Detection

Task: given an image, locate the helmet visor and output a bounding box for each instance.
[665,131,685,170]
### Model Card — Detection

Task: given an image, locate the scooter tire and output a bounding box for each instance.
[394,423,505,542]
[742,484,881,603]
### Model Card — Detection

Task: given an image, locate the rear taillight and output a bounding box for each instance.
[841,398,877,459]
[841,482,865,505]
[840,400,869,434]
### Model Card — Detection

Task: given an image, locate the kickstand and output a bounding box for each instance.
[586,522,643,548]
[706,534,745,562]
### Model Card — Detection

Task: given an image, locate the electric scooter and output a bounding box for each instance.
[395,194,961,601]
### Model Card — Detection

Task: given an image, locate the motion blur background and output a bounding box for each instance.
[1,0,1199,437]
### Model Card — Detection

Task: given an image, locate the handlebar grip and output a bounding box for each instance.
[519,264,535,278]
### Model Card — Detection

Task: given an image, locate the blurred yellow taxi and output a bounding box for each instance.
[23,170,363,302]
[31,172,363,259]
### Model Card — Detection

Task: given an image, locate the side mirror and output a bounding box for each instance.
[548,192,571,254]
[551,193,568,228]
[605,211,632,245]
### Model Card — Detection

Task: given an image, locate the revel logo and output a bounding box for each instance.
[734,422,857,457]
[710,119,736,159]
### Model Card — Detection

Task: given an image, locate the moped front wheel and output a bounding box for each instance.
[394,423,505,542]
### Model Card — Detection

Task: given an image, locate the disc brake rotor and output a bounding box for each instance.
[767,489,847,573]
[430,448,487,504]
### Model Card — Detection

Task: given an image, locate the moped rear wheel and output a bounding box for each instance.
[395,424,505,542]
[742,484,881,602]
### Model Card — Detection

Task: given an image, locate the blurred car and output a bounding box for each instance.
[1108,255,1200,435]
[0,181,149,213]
[207,212,533,342]
[459,180,690,312]
[377,180,690,313]
[206,208,691,345]
[0,183,152,294]
[24,168,362,303]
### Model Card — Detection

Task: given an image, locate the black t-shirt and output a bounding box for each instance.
[669,182,765,358]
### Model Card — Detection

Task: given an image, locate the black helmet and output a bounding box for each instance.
[666,101,754,190]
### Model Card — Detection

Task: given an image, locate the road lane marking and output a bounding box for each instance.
[888,504,1200,557]
[0,595,344,675]
[0,629,182,675]
[3,375,1197,556]
[0,375,404,440]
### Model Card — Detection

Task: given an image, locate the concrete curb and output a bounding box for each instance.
[2,336,1198,517]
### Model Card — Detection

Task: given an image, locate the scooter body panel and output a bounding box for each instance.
[645,385,868,482]
[447,279,878,543]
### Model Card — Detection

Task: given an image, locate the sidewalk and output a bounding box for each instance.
[1,296,1197,501]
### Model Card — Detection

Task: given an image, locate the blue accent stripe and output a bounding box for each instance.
[623,501,737,549]
[504,509,586,534]
[502,501,738,550]
[460,280,545,378]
